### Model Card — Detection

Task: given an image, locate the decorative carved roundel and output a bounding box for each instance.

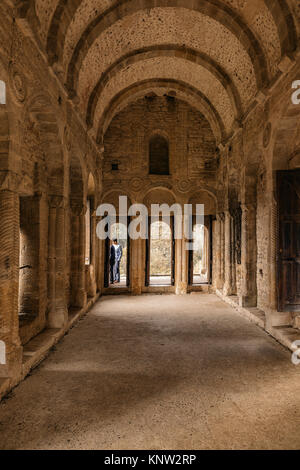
[9,63,27,103]
[177,179,192,193]
[130,177,144,192]
[263,122,272,148]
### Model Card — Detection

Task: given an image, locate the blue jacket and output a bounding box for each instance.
[110,244,123,264]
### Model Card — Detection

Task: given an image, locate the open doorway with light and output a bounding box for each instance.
[146,218,175,286]
[104,219,130,288]
[189,216,212,286]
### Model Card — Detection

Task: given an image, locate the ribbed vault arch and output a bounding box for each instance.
[96,79,226,144]
[62,0,269,97]
[43,0,296,76]
[86,45,243,128]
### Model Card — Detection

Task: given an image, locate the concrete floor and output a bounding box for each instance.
[0,293,299,450]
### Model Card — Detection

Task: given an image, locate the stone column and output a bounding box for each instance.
[223,210,233,296]
[215,213,225,290]
[89,208,98,297]
[70,201,87,308]
[181,236,189,294]
[0,188,22,378]
[175,236,183,294]
[230,214,237,294]
[131,235,142,295]
[239,203,257,308]
[48,196,68,328]
[202,227,209,276]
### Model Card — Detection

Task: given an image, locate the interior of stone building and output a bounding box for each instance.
[0,0,300,450]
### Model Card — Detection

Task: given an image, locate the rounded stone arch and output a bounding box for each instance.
[63,0,270,97]
[86,46,243,129]
[25,92,65,195]
[102,189,132,216]
[188,189,217,216]
[0,57,16,174]
[46,0,296,79]
[142,186,177,210]
[97,79,225,144]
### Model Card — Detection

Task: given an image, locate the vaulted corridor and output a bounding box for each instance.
[0,294,299,450]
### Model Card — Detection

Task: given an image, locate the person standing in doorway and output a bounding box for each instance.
[110,239,123,284]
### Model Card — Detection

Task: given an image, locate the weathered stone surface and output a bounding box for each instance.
[0,0,299,418]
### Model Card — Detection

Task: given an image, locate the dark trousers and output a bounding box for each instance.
[110,261,120,283]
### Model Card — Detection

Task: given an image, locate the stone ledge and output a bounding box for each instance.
[216,290,265,329]
[269,326,300,352]
[0,293,100,402]
[216,290,300,353]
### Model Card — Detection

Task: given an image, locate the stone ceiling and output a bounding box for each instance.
[23,0,300,144]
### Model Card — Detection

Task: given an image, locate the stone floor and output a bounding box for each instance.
[0,293,299,450]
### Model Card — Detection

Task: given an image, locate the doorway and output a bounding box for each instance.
[189,216,212,286]
[277,170,300,312]
[145,218,175,286]
[104,218,130,288]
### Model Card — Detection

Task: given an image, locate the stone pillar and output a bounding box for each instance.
[0,189,22,378]
[230,214,237,295]
[70,201,87,308]
[201,228,209,276]
[215,213,225,290]
[175,237,183,294]
[239,203,257,308]
[131,236,142,295]
[48,196,68,328]
[223,210,233,296]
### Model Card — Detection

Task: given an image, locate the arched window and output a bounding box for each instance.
[149,135,169,175]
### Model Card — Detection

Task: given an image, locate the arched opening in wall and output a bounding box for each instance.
[108,222,128,287]
[85,172,98,299]
[273,102,300,314]
[149,135,170,175]
[144,189,176,288]
[102,192,131,289]
[188,191,216,286]
[191,224,209,285]
[18,196,39,325]
[85,173,96,266]
[23,93,65,336]
[147,219,175,286]
[69,154,85,309]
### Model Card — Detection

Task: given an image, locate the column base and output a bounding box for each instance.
[48,308,68,329]
[239,295,257,309]
[293,316,300,330]
[223,283,233,297]
[75,289,87,309]
[176,282,188,295]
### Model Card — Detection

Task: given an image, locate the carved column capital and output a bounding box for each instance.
[49,195,65,209]
[240,202,257,213]
[217,212,225,222]
[0,171,22,193]
[70,199,86,216]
